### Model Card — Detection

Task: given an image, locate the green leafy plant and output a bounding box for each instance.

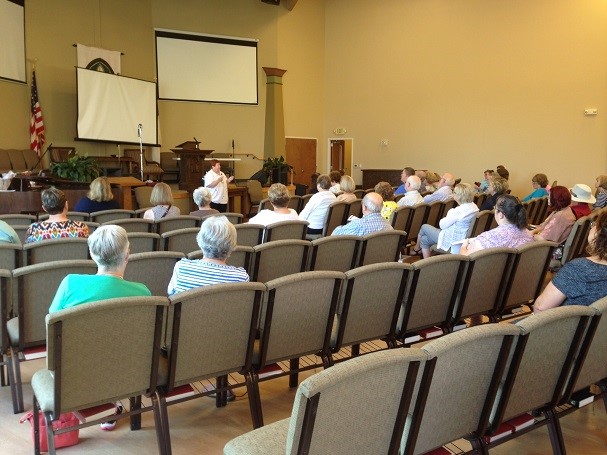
[262,156,293,185]
[50,155,101,182]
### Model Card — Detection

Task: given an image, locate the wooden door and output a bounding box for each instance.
[330,140,345,173]
[286,137,317,188]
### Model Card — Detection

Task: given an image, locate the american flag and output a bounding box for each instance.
[30,69,46,156]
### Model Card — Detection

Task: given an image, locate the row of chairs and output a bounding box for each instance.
[523,195,549,226]
[1,239,556,417]
[224,299,607,455]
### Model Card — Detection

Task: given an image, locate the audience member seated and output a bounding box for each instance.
[25,186,89,243]
[335,175,357,203]
[480,176,509,211]
[309,172,320,194]
[332,192,393,236]
[593,175,607,210]
[460,194,533,255]
[424,171,441,193]
[167,215,249,295]
[422,172,455,203]
[394,166,415,195]
[569,183,595,219]
[522,173,549,202]
[329,170,343,195]
[143,182,181,221]
[73,177,120,213]
[531,185,575,244]
[397,175,424,207]
[189,187,219,218]
[374,181,398,220]
[50,225,151,312]
[415,170,427,193]
[416,183,479,258]
[247,183,299,226]
[496,164,510,180]
[534,210,607,312]
[475,169,493,193]
[0,220,20,244]
[299,174,336,238]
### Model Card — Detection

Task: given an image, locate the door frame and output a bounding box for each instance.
[327,138,353,177]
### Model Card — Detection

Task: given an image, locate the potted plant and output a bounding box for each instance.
[50,155,101,182]
[262,156,293,185]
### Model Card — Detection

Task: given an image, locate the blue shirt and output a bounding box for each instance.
[552,258,607,307]
[332,212,393,236]
[522,188,548,202]
[394,184,406,195]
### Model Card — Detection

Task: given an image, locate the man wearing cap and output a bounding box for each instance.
[570,183,596,219]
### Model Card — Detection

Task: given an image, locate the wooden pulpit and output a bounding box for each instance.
[170,141,214,194]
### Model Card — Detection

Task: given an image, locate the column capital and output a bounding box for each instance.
[263,67,287,78]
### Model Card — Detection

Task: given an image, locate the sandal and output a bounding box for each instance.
[410,247,422,257]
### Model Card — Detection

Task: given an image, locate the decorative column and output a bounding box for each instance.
[262,67,287,160]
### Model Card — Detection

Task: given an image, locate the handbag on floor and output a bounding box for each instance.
[20,410,80,452]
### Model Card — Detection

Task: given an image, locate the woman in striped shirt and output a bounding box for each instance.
[167,215,249,295]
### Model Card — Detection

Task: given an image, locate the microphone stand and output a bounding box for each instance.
[31,142,53,174]
[137,124,144,181]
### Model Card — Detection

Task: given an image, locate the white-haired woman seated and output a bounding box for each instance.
[415,183,479,258]
[247,183,299,226]
[336,175,357,203]
[190,186,219,218]
[167,215,249,295]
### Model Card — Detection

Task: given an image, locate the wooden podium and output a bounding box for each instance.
[170,141,214,194]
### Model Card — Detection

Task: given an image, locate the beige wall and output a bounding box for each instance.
[1,0,606,197]
[324,0,607,195]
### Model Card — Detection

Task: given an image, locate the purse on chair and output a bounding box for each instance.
[20,411,80,452]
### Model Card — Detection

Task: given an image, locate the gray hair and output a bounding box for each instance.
[406,175,421,191]
[453,183,476,204]
[88,225,129,269]
[193,186,212,208]
[196,215,236,260]
[362,192,383,213]
[268,183,290,208]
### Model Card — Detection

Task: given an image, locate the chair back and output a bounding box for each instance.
[285,348,428,455]
[66,211,90,221]
[424,201,443,228]
[0,268,12,361]
[454,248,515,326]
[127,232,160,253]
[403,324,520,455]
[358,230,406,266]
[133,186,153,209]
[406,203,428,245]
[22,238,90,266]
[90,209,135,223]
[490,306,595,427]
[223,212,244,224]
[12,225,30,244]
[11,260,98,349]
[500,241,556,316]
[566,297,607,397]
[398,255,467,336]
[166,282,265,390]
[235,223,264,247]
[466,210,494,237]
[474,193,487,208]
[258,271,344,367]
[246,180,264,204]
[561,215,592,265]
[439,199,457,219]
[258,198,272,212]
[0,214,36,226]
[155,215,200,235]
[347,199,362,219]
[353,189,365,199]
[0,243,22,270]
[333,263,411,354]
[390,205,413,232]
[105,217,154,233]
[41,296,167,414]
[323,201,349,236]
[124,251,185,296]
[288,195,303,213]
[533,196,549,225]
[309,235,361,272]
[264,220,309,242]
[161,227,200,254]
[251,239,310,283]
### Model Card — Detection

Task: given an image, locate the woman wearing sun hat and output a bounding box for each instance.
[569,183,596,219]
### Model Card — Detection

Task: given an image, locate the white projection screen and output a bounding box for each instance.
[76,67,158,145]
[155,29,258,105]
[0,0,26,83]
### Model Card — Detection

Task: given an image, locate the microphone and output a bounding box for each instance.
[193,137,199,143]
[31,142,52,172]
[137,124,142,138]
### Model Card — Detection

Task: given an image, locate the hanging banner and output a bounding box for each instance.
[76,43,121,74]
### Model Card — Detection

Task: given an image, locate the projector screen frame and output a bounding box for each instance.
[75,67,159,147]
[155,28,259,105]
[0,0,26,84]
